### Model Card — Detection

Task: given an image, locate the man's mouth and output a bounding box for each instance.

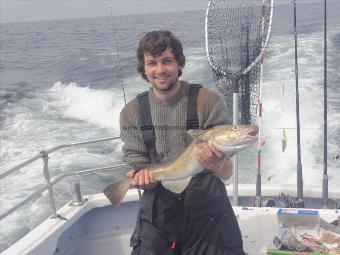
[154,75,169,81]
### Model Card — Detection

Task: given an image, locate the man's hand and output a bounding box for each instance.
[194,143,224,171]
[194,143,233,180]
[127,169,156,189]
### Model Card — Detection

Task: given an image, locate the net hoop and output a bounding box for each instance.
[205,0,274,79]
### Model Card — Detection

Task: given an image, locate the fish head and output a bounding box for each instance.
[205,125,259,157]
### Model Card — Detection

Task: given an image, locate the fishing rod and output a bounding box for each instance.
[255,0,268,207]
[108,5,141,201]
[292,0,304,208]
[322,0,328,209]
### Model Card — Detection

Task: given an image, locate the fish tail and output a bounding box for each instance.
[103,178,132,206]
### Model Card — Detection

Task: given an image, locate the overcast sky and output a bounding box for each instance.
[0,0,328,24]
[0,1,208,23]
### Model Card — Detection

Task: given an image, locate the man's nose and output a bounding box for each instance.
[155,63,166,73]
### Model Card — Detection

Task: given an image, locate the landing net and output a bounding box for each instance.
[205,0,273,124]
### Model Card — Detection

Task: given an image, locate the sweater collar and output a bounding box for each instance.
[149,81,189,106]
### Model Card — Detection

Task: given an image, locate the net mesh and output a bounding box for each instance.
[206,0,272,124]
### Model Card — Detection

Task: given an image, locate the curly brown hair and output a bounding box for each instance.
[137,30,186,81]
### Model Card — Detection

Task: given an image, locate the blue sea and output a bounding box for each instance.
[1,1,340,252]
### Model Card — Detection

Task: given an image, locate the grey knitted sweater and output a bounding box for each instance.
[120,81,231,165]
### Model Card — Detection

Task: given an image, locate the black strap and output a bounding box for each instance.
[186,84,202,130]
[137,91,158,163]
[137,84,202,162]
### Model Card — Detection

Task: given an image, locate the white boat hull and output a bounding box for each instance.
[2,184,340,255]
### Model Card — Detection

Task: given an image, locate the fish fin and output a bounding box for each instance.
[215,145,236,158]
[188,129,205,139]
[103,178,132,206]
[185,129,206,145]
[130,163,155,171]
[161,177,192,194]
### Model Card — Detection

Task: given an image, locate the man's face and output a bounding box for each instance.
[143,48,182,92]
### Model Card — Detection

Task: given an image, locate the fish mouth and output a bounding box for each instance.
[242,126,258,143]
[244,134,258,143]
[238,126,259,144]
[246,125,259,137]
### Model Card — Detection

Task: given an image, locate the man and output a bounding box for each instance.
[120,30,245,255]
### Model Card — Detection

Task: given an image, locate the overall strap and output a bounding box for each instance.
[137,84,202,162]
[137,91,158,163]
[186,84,202,130]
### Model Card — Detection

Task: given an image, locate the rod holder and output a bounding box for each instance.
[264,198,276,207]
[69,182,84,206]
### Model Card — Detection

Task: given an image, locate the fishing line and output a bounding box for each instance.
[109,4,127,105]
[281,83,287,153]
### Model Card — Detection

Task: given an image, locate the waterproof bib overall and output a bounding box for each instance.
[130,84,245,255]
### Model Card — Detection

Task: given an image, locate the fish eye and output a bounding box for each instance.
[232,126,239,130]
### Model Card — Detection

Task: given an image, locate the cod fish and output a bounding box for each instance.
[104,124,258,206]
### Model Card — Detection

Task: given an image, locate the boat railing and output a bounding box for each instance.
[0,136,129,221]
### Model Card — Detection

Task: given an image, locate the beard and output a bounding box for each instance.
[150,76,179,92]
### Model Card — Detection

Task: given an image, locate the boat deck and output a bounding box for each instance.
[3,184,340,255]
